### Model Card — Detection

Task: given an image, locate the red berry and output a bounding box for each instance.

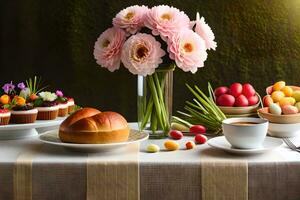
[190,125,206,134]
[248,95,259,106]
[214,86,229,97]
[195,134,207,144]
[242,83,256,98]
[235,94,249,107]
[229,83,243,98]
[217,94,235,106]
[168,130,183,140]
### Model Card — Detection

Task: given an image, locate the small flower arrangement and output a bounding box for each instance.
[93,5,216,136]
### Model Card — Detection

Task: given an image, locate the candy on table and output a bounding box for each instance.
[281,86,293,97]
[164,140,179,151]
[146,144,160,153]
[279,97,296,107]
[170,122,189,132]
[186,141,196,150]
[195,134,207,144]
[263,95,273,107]
[271,91,285,103]
[273,81,286,91]
[189,125,206,134]
[292,91,300,102]
[168,130,183,140]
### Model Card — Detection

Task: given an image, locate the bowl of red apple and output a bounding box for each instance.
[214,83,260,116]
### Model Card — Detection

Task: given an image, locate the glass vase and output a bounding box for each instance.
[137,65,174,139]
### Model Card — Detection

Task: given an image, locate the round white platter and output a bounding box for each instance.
[208,136,283,155]
[0,117,66,140]
[39,129,149,152]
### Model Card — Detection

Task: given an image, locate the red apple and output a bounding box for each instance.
[235,94,249,107]
[242,83,256,98]
[217,94,235,106]
[214,86,229,97]
[248,95,259,106]
[229,83,243,98]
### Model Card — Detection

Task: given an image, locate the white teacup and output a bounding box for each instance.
[222,117,269,149]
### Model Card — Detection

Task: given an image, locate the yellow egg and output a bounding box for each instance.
[271,91,285,103]
[279,97,296,107]
[281,86,293,97]
[273,81,286,91]
[147,144,160,153]
[164,140,179,151]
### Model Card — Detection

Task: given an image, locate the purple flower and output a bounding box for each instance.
[2,81,15,94]
[56,90,64,97]
[17,82,26,90]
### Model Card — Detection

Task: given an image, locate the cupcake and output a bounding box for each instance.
[55,90,69,117]
[67,97,75,114]
[35,91,59,120]
[10,96,38,124]
[0,107,11,125]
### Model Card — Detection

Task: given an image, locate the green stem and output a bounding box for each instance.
[150,108,158,133]
[140,96,153,130]
[153,73,169,130]
[148,76,165,131]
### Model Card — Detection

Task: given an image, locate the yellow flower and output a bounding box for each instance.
[0,94,10,104]
[14,96,26,106]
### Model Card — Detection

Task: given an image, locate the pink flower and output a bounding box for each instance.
[121,33,165,76]
[93,27,126,72]
[192,12,217,50]
[113,5,149,34]
[168,29,207,73]
[145,5,190,41]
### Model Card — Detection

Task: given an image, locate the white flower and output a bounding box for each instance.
[19,88,31,99]
[39,91,57,102]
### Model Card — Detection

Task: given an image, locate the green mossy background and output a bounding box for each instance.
[1,0,300,121]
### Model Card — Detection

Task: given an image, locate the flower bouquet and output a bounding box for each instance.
[93,5,216,138]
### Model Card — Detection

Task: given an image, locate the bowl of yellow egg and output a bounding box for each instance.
[258,81,300,137]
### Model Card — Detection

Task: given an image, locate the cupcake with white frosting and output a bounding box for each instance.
[0,107,11,125]
[55,90,69,117]
[34,91,59,120]
[67,97,75,114]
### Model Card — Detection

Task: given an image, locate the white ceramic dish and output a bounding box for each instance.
[222,117,268,149]
[208,136,283,155]
[0,117,66,140]
[268,122,300,138]
[39,129,149,152]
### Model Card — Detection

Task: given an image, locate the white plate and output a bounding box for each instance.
[0,117,66,140]
[208,136,283,155]
[39,129,149,152]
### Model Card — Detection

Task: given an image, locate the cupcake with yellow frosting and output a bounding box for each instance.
[10,96,38,124]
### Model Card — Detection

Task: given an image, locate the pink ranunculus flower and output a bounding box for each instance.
[113,5,149,35]
[192,12,217,50]
[168,29,208,73]
[145,5,190,41]
[121,33,165,76]
[93,27,126,72]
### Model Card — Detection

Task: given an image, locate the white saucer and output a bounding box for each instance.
[208,136,283,155]
[39,129,149,152]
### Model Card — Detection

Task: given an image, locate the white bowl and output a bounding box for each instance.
[222,117,269,149]
[268,123,300,138]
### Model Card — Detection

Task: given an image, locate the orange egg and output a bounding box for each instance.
[0,94,10,104]
[271,91,285,103]
[273,81,286,91]
[279,97,296,107]
[14,96,26,106]
[281,86,293,97]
